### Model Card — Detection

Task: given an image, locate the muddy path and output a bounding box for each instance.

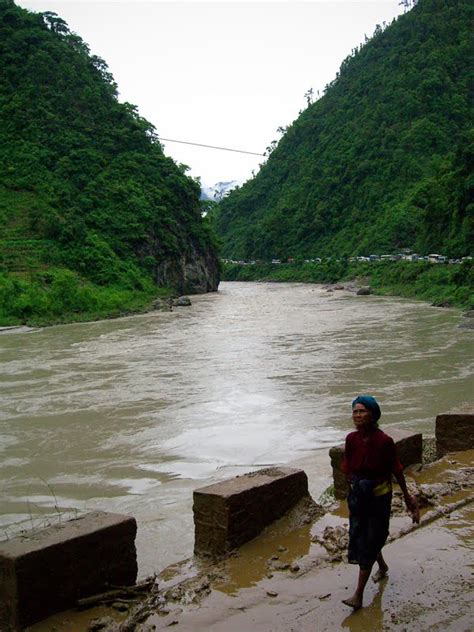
[27,449,474,632]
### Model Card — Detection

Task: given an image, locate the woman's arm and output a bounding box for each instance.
[394,470,420,523]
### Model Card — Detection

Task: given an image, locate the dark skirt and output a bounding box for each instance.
[347,486,392,570]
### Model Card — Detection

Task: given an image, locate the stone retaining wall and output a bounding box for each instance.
[436,411,474,457]
[329,427,423,499]
[193,467,309,557]
[0,511,137,631]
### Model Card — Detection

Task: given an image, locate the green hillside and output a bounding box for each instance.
[0,0,219,325]
[215,0,473,260]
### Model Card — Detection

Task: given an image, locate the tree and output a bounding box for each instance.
[41,11,70,34]
[216,0,473,260]
[304,88,314,107]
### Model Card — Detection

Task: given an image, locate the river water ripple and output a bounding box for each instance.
[0,282,472,575]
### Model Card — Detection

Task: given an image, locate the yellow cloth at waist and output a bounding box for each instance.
[373,480,392,496]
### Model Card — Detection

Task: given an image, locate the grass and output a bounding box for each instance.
[0,267,175,327]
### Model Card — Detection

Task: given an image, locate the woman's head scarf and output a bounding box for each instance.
[352,395,381,423]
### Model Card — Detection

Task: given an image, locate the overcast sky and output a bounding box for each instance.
[17,1,404,188]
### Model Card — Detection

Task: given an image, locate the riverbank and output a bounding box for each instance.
[25,447,474,631]
[0,268,179,327]
[1,260,472,328]
[222,260,474,311]
[153,508,473,632]
[122,446,474,632]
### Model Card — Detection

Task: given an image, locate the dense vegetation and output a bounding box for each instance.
[222,260,474,310]
[215,0,473,261]
[0,1,219,325]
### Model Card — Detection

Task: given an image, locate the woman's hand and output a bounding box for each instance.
[405,494,420,523]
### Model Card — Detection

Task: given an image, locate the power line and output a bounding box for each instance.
[159,137,264,157]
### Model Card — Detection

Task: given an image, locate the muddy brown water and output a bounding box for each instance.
[1,282,473,581]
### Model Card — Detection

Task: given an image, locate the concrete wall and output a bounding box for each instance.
[329,427,423,499]
[0,511,137,631]
[436,411,474,457]
[193,467,309,557]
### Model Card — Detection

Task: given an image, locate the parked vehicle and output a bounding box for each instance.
[428,254,447,263]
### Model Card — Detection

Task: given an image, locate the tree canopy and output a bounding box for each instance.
[215,0,473,260]
[0,0,219,316]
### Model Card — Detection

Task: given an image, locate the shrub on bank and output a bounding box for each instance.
[0,268,171,326]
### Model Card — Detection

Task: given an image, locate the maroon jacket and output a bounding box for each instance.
[342,428,403,480]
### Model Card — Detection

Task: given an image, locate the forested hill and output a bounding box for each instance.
[215,0,473,260]
[0,1,219,324]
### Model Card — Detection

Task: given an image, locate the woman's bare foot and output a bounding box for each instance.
[372,554,388,584]
[372,564,388,583]
[342,595,362,610]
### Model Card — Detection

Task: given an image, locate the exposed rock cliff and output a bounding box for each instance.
[156,246,220,295]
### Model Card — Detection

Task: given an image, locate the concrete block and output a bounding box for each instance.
[436,411,474,457]
[328,444,348,501]
[0,511,137,631]
[329,427,423,499]
[193,467,309,557]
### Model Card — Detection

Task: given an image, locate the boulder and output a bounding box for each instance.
[173,296,192,307]
[151,297,173,311]
[356,286,371,296]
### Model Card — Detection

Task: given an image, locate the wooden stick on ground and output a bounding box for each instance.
[76,578,157,609]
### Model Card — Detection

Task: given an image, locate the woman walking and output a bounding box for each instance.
[342,395,419,610]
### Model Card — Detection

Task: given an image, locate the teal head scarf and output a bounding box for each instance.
[352,395,381,423]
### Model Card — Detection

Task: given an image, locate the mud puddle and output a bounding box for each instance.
[26,451,474,631]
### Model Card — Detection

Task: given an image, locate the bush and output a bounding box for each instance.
[0,267,162,326]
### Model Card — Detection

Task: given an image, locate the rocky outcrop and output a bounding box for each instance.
[155,244,220,295]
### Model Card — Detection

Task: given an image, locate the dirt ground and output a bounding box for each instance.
[146,503,473,632]
[27,450,474,632]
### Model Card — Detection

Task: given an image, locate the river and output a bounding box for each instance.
[1,282,472,576]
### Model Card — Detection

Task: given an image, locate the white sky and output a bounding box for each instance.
[17,1,404,187]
